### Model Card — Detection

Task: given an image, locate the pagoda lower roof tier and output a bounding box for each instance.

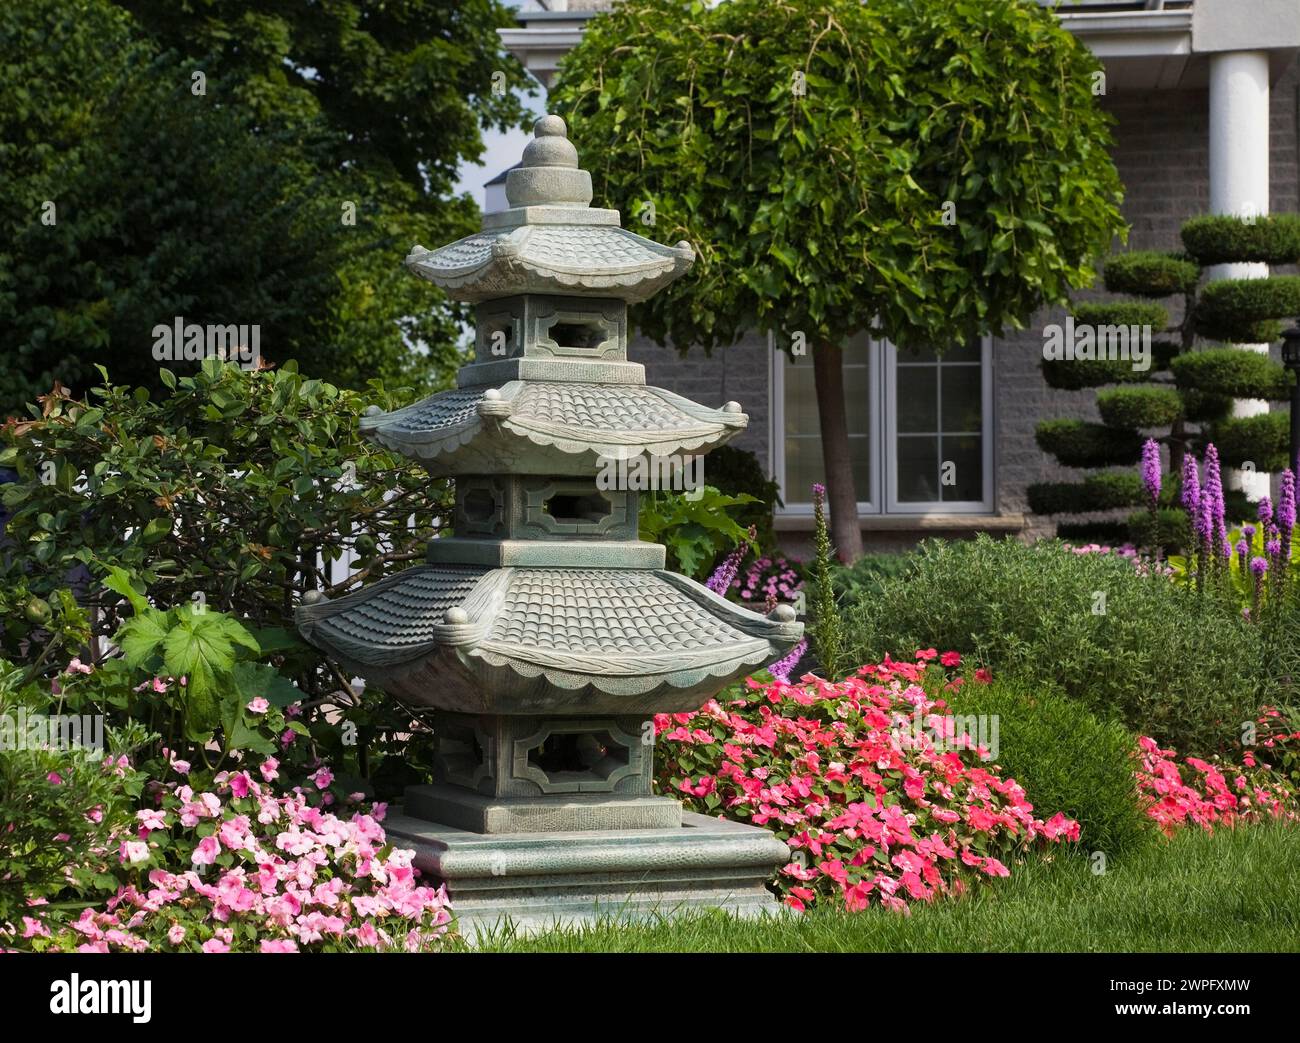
[295,565,803,715]
[361,380,746,473]
[405,223,694,304]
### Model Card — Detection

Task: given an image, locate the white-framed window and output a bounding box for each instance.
[769,335,993,516]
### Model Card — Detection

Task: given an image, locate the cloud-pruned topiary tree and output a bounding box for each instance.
[1031,213,1300,546]
[551,0,1125,561]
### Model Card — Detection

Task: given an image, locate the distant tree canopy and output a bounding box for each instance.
[0,0,532,416]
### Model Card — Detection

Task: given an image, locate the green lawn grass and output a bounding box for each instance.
[462,824,1300,953]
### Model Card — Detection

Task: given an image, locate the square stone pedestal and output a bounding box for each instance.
[384,710,791,939]
[383,809,792,941]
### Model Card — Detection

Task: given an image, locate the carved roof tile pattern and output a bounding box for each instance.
[361,381,746,463]
[375,387,485,437]
[489,570,748,654]
[304,566,488,653]
[295,564,801,701]
[405,225,693,304]
[512,384,690,432]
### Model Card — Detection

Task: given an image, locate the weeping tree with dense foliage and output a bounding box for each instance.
[1031,214,1300,546]
[550,0,1126,560]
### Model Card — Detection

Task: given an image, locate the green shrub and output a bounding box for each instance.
[943,675,1152,861]
[1192,276,1300,344]
[1181,387,1234,423]
[1210,411,1291,472]
[1171,348,1292,401]
[0,360,454,800]
[830,552,912,603]
[1040,355,1145,390]
[1027,471,1143,515]
[1070,301,1170,330]
[1125,506,1192,555]
[1055,520,1131,544]
[0,360,451,656]
[1095,386,1184,429]
[1034,418,1143,468]
[843,535,1266,752]
[1181,213,1300,266]
[1103,251,1200,298]
[0,663,148,922]
[1040,339,1180,391]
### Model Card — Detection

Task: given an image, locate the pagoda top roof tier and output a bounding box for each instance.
[295,564,802,715]
[404,115,695,304]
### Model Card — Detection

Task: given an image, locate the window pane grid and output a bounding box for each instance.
[893,347,984,505]
[775,338,989,513]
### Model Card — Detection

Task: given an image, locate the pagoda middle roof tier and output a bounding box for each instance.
[361,380,747,471]
[295,564,803,715]
[404,222,695,304]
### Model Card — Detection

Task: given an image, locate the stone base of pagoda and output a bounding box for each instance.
[383,809,791,942]
[405,783,683,834]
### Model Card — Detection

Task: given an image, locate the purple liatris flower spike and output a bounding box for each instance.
[1280,471,1297,529]
[1203,444,1227,557]
[1249,554,1269,620]
[1237,538,1250,573]
[1258,496,1273,527]
[1243,524,1256,540]
[1180,453,1200,515]
[1195,486,1214,552]
[707,541,747,596]
[1279,469,1296,563]
[1141,439,1161,508]
[1267,538,1282,560]
[768,638,807,685]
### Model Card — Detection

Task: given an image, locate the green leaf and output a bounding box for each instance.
[102,565,148,614]
[162,609,257,700]
[231,660,300,708]
[116,609,170,669]
[139,516,173,544]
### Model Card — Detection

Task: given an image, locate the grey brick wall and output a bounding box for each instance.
[628,331,770,460]
[627,58,1300,552]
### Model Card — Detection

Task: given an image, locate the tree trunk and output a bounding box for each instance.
[812,339,863,563]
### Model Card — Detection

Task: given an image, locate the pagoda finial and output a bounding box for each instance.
[506,113,593,208]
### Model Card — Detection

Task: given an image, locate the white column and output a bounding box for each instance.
[1208,50,1271,501]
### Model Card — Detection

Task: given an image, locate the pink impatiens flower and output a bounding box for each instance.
[247,697,270,715]
[310,767,334,791]
[191,835,221,866]
[119,840,150,865]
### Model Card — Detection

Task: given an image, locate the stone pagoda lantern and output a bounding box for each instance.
[297,115,802,933]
